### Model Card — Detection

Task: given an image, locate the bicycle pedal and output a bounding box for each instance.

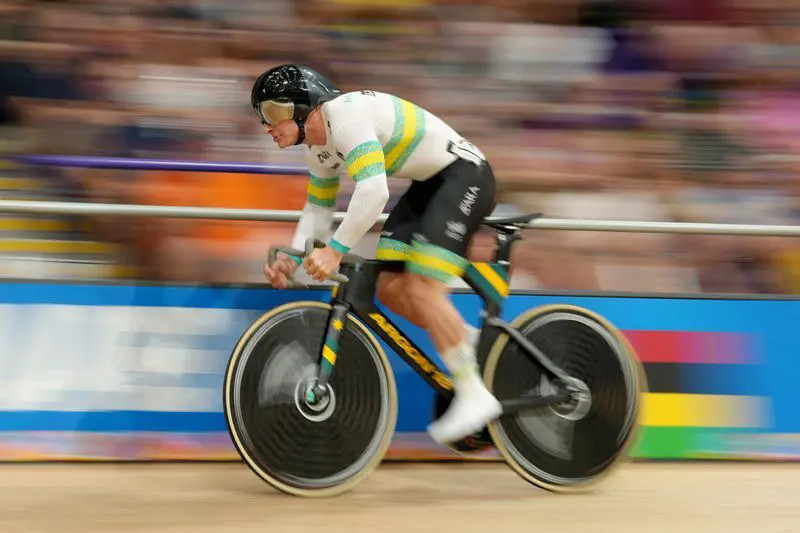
[444,428,493,455]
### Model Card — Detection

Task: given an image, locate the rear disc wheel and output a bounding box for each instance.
[485,304,645,492]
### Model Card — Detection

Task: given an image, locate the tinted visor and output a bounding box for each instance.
[256,100,295,126]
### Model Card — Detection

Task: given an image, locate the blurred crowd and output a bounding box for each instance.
[2,0,800,294]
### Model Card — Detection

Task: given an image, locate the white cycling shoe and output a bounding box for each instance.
[428,374,503,444]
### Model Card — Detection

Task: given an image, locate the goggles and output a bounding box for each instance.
[255,100,296,126]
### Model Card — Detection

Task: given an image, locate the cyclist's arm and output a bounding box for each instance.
[327,122,390,255]
[290,156,340,262]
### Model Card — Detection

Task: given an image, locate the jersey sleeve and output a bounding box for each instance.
[289,154,340,261]
[326,120,390,254]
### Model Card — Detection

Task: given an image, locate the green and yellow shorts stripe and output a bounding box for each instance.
[377,237,468,283]
[376,237,410,261]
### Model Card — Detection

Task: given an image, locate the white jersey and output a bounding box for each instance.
[291,90,486,255]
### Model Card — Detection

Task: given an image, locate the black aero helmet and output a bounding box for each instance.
[251,64,340,143]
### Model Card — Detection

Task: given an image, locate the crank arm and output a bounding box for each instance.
[499,392,571,416]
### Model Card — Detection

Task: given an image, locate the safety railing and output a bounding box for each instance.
[3,154,800,237]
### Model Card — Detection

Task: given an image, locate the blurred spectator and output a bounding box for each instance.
[0,0,798,294]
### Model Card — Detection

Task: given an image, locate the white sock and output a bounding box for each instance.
[464,324,480,348]
[442,336,484,394]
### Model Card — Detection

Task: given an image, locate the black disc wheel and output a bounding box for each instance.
[223,301,397,497]
[484,304,646,492]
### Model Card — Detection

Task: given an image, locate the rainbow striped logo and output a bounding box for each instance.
[624,330,767,458]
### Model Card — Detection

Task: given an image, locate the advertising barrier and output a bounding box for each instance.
[0,280,798,461]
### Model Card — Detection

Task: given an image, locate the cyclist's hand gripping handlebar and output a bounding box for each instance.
[267,238,350,288]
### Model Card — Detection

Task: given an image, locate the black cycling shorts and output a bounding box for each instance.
[376,157,496,282]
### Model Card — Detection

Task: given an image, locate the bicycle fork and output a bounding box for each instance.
[305,301,349,406]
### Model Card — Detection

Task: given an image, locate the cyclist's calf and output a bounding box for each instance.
[376,272,423,327]
[376,271,466,354]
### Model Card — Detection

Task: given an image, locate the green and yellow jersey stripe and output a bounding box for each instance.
[384,97,426,176]
[341,96,428,184]
[307,174,339,207]
[345,140,386,182]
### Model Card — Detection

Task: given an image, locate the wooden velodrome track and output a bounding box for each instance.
[0,461,798,532]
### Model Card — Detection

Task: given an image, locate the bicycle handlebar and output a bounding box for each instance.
[267,238,350,288]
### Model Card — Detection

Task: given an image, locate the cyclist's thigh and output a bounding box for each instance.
[376,175,444,261]
[407,159,496,283]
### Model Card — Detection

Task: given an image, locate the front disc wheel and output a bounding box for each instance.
[223,301,398,497]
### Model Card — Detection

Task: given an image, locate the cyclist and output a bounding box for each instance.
[255,64,501,444]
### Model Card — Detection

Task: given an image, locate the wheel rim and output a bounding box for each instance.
[489,310,639,486]
[229,307,392,489]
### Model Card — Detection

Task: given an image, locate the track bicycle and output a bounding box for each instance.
[223,213,646,497]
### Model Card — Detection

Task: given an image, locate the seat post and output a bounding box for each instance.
[482,212,540,265]
[492,227,522,265]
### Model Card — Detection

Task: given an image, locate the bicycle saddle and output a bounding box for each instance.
[481,213,542,231]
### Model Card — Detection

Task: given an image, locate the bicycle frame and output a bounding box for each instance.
[309,226,573,413]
